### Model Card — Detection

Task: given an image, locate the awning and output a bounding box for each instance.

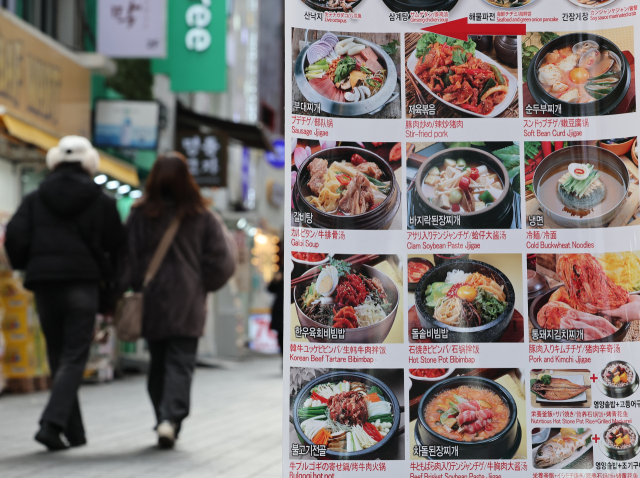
[0,114,140,187]
[177,103,273,152]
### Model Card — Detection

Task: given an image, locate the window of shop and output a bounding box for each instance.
[22,0,57,38]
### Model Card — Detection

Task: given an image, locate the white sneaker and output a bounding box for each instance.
[156,421,175,449]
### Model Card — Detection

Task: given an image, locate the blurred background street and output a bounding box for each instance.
[0,356,282,478]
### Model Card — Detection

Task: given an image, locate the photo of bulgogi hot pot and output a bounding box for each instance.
[291,370,404,460]
[601,423,640,461]
[525,32,632,117]
[293,30,400,118]
[292,143,401,230]
[301,0,364,12]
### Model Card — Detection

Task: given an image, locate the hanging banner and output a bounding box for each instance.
[176,128,228,187]
[96,0,167,58]
[283,1,640,477]
[152,0,227,92]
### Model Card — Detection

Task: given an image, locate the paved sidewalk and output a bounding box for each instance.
[0,356,283,478]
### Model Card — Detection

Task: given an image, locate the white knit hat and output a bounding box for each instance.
[46,136,100,175]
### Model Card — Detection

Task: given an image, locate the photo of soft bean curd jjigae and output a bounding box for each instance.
[422,159,505,214]
[536,161,626,219]
[305,33,387,104]
[537,40,622,103]
[305,155,391,216]
[298,380,394,452]
[425,386,510,442]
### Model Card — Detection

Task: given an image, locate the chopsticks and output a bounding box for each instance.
[406,66,427,106]
[291,254,380,288]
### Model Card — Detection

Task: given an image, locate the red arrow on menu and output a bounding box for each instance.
[421,17,527,42]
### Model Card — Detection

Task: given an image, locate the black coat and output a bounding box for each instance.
[120,206,236,341]
[4,163,126,290]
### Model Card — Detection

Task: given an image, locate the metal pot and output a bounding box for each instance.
[413,148,514,230]
[381,0,459,12]
[293,263,399,343]
[527,33,631,117]
[414,260,516,343]
[529,286,631,343]
[599,361,639,399]
[532,146,630,228]
[294,32,399,117]
[293,371,403,459]
[293,146,401,230]
[415,376,522,460]
[600,423,640,461]
[304,0,364,11]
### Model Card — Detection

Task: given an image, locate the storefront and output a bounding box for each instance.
[0,9,138,217]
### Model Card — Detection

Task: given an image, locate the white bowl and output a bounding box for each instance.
[291,253,332,266]
[407,47,517,119]
[408,368,455,382]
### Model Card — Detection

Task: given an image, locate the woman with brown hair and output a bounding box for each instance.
[120,152,236,448]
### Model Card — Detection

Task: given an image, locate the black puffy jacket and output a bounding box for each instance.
[4,162,126,289]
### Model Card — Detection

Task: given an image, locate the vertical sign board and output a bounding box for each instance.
[96,0,167,58]
[153,0,227,92]
[176,129,228,187]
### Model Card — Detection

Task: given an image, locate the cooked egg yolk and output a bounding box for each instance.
[457,285,477,301]
[570,67,590,84]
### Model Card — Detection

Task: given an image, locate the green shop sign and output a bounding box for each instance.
[153,0,226,92]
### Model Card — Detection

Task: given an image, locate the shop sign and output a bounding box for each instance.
[96,0,167,59]
[93,100,159,150]
[152,0,226,92]
[176,129,228,187]
[0,11,91,138]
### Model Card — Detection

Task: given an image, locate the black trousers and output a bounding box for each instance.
[147,338,198,433]
[34,282,98,440]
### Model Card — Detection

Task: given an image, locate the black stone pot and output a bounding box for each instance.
[529,286,631,343]
[293,146,401,230]
[411,147,514,230]
[304,0,364,11]
[416,376,522,460]
[415,259,516,343]
[381,0,459,12]
[527,33,631,117]
[293,371,403,460]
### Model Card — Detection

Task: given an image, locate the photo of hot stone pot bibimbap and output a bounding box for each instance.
[298,380,395,453]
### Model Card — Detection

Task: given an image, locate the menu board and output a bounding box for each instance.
[283,1,640,476]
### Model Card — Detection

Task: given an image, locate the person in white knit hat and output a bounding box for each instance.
[5,136,126,451]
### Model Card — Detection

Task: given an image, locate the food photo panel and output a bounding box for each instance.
[291,253,403,344]
[532,427,594,469]
[409,368,527,460]
[407,253,524,343]
[407,142,521,230]
[291,29,402,119]
[522,27,635,117]
[529,253,640,343]
[291,139,403,229]
[524,138,639,229]
[529,369,592,408]
[405,32,519,119]
[289,367,405,460]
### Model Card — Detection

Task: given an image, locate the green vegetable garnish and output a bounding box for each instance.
[334,57,356,84]
[540,374,552,385]
[473,288,507,323]
[479,190,495,204]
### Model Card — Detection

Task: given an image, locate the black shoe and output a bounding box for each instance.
[156,421,176,449]
[35,423,69,451]
[65,435,87,448]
